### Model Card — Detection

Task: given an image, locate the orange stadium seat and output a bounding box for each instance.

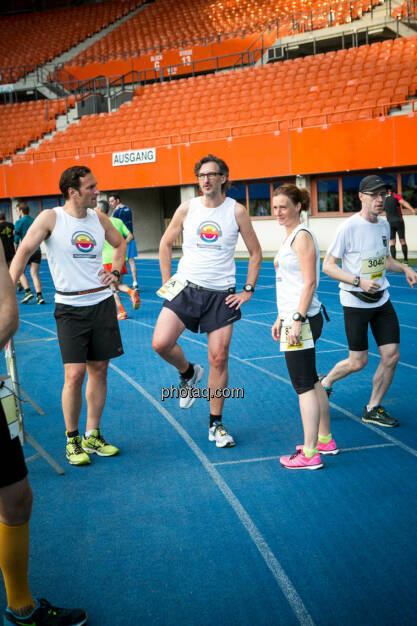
[9,34,417,162]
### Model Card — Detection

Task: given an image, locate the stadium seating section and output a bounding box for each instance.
[70,0,381,65]
[0,1,142,84]
[10,35,417,163]
[0,96,75,162]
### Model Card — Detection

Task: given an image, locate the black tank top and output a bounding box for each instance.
[384,194,402,223]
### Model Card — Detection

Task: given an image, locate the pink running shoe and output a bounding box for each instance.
[296,439,339,456]
[280,449,323,470]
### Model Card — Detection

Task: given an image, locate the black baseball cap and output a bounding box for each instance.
[359,175,387,192]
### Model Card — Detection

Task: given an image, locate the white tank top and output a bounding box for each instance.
[176,196,239,290]
[44,207,111,306]
[274,224,321,319]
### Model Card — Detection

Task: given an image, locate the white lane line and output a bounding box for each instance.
[212,444,396,466]
[110,363,316,626]
[240,319,417,371]
[128,319,417,460]
[243,349,348,361]
[18,315,315,626]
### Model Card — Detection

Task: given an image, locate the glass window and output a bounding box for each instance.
[24,200,40,218]
[227,184,246,206]
[317,179,339,212]
[41,197,61,210]
[342,175,362,213]
[0,200,12,222]
[401,173,417,206]
[248,183,270,216]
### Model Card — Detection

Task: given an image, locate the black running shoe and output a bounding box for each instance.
[37,294,45,304]
[362,405,399,428]
[4,598,87,625]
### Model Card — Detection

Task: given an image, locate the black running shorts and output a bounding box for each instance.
[0,400,27,489]
[163,285,241,334]
[389,221,405,241]
[285,311,323,395]
[27,249,42,265]
[343,299,400,352]
[54,296,124,363]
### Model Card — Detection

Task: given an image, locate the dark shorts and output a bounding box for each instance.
[27,249,41,265]
[285,312,323,395]
[389,221,405,240]
[54,295,124,363]
[343,299,400,351]
[163,284,241,334]
[0,399,27,489]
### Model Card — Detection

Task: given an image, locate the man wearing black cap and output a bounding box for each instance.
[321,175,417,427]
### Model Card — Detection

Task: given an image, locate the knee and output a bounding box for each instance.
[65,369,85,389]
[381,349,400,369]
[208,350,228,371]
[350,355,368,372]
[0,481,33,526]
[152,336,171,356]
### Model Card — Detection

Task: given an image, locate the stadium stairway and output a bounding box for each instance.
[11,1,147,99]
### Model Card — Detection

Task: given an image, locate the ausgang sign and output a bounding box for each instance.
[112,148,156,167]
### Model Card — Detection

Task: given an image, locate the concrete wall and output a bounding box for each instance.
[111,188,163,253]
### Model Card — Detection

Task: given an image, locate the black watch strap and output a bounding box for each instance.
[111,269,121,279]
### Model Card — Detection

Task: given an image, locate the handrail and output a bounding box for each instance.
[2,0,414,83]
[9,98,417,164]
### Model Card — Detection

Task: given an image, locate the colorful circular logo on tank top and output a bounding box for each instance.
[71,231,96,253]
[198,221,222,243]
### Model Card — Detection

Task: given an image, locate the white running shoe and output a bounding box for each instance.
[209,422,235,448]
[179,364,204,409]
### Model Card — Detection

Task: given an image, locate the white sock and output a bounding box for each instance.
[85,429,96,438]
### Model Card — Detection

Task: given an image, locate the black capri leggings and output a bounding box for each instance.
[285,311,323,395]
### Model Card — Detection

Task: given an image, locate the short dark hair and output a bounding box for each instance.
[59,166,91,200]
[109,193,120,202]
[97,199,110,214]
[194,154,230,193]
[17,201,30,215]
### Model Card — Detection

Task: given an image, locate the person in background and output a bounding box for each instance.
[108,193,139,290]
[0,212,15,267]
[271,184,337,470]
[383,184,416,265]
[96,199,140,319]
[14,202,45,305]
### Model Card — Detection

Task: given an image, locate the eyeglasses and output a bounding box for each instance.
[197,172,222,180]
[362,191,387,199]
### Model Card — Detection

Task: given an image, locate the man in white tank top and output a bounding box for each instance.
[152,154,262,448]
[10,166,127,467]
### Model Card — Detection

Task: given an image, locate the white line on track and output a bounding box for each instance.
[240,318,417,370]
[212,443,396,466]
[17,316,316,626]
[110,363,316,626]
[128,318,417,459]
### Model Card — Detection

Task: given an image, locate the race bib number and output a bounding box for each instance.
[361,248,386,280]
[280,320,314,352]
[156,274,186,301]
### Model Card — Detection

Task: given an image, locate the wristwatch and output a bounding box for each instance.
[353,275,360,287]
[111,269,121,280]
[243,284,255,293]
[292,312,306,322]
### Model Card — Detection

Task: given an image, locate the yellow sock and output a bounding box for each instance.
[318,433,333,444]
[0,520,34,611]
[303,447,318,458]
